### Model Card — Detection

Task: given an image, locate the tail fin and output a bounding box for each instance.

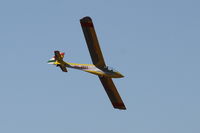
[48,51,68,72]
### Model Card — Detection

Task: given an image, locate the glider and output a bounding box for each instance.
[48,16,126,110]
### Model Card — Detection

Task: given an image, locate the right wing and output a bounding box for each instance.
[99,76,126,110]
[80,17,106,68]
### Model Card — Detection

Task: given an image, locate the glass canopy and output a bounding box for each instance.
[104,66,118,72]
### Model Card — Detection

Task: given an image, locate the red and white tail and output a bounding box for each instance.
[54,51,65,61]
[48,51,65,64]
[48,51,68,72]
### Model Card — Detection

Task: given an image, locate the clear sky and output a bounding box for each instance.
[0,0,200,133]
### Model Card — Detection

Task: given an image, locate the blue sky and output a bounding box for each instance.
[0,0,200,133]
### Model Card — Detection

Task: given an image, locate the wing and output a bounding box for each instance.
[99,76,126,110]
[80,16,106,68]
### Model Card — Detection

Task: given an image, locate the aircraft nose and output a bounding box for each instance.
[120,73,124,78]
[117,72,124,78]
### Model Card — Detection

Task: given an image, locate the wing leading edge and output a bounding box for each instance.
[99,76,126,110]
[80,16,106,68]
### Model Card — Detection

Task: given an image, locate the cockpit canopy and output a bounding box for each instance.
[104,66,118,73]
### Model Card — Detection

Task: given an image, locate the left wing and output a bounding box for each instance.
[80,17,106,68]
[99,76,126,110]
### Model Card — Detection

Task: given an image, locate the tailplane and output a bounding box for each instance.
[48,51,68,72]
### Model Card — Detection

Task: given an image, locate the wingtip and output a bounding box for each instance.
[116,107,126,110]
[80,16,92,22]
[80,16,94,27]
[113,103,126,110]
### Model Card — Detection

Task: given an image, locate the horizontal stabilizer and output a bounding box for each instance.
[54,51,64,62]
[58,65,68,72]
[54,51,68,72]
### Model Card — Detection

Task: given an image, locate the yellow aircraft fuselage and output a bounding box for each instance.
[53,61,124,78]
